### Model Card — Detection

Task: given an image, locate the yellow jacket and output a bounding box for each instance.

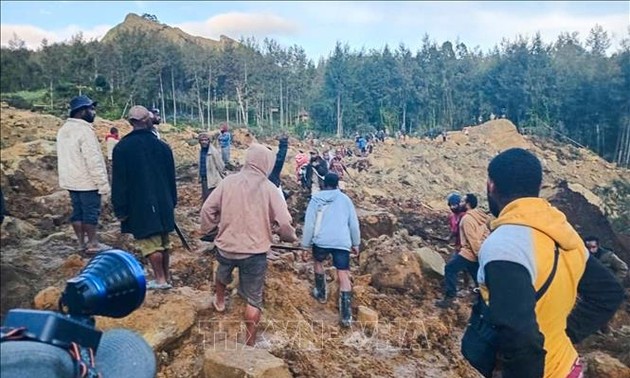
[478,198,588,377]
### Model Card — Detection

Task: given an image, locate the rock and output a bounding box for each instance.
[33,286,62,310]
[96,293,196,351]
[1,263,38,311]
[60,254,86,278]
[357,209,397,239]
[364,249,423,293]
[33,190,72,219]
[584,351,630,378]
[203,343,291,378]
[413,247,446,276]
[0,216,40,244]
[357,306,378,330]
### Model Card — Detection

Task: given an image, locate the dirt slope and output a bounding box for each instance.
[1,104,628,377]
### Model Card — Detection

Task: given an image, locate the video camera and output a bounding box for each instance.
[1,250,153,377]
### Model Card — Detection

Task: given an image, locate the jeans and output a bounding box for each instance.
[444,253,479,298]
[221,147,230,165]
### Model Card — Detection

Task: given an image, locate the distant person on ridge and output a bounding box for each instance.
[56,95,110,255]
[218,123,232,167]
[112,105,177,290]
[461,148,623,378]
[302,173,361,328]
[198,132,224,203]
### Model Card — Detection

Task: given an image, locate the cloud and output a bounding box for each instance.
[465,9,628,50]
[0,23,112,49]
[176,12,300,40]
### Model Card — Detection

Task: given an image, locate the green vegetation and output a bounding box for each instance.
[1,20,629,166]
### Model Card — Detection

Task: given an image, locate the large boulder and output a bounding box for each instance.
[204,344,291,378]
[96,291,197,352]
[413,247,446,276]
[584,351,630,378]
[363,249,423,294]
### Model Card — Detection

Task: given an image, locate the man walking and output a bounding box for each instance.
[436,193,489,308]
[461,148,623,377]
[200,143,297,346]
[218,123,232,166]
[112,106,177,290]
[56,95,109,254]
[198,133,224,203]
[302,173,361,328]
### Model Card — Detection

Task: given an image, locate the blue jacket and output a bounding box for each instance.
[301,189,360,251]
[218,132,232,148]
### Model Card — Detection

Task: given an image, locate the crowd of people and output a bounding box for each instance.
[45,95,628,375]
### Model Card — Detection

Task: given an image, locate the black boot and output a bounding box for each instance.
[339,291,352,328]
[312,273,327,304]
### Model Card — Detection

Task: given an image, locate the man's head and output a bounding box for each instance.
[69,95,97,123]
[584,236,600,254]
[198,133,210,148]
[150,108,161,125]
[464,193,478,210]
[323,173,339,190]
[220,123,228,133]
[110,127,118,135]
[447,193,464,213]
[127,106,153,130]
[487,148,542,217]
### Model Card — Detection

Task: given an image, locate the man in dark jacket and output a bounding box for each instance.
[112,105,177,290]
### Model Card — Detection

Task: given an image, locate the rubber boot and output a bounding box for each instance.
[312,273,327,304]
[339,291,352,328]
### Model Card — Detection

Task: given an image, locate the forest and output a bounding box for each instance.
[1,14,629,166]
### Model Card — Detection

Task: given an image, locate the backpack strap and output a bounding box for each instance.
[535,242,560,301]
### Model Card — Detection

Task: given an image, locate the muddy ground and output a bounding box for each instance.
[1,104,629,377]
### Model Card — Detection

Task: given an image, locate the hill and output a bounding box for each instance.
[101,13,238,49]
[1,105,629,377]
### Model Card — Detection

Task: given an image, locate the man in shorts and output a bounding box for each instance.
[201,143,297,346]
[302,173,361,327]
[112,106,177,290]
[56,95,110,254]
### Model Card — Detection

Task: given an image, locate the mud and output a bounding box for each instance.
[1,104,628,376]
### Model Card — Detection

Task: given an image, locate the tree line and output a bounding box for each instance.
[1,17,629,166]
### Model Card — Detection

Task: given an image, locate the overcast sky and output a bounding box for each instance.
[1,1,628,59]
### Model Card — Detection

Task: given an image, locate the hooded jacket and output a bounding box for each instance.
[474,198,623,378]
[200,144,296,254]
[458,208,490,261]
[301,189,360,251]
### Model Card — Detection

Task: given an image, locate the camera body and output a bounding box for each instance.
[3,309,101,351]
